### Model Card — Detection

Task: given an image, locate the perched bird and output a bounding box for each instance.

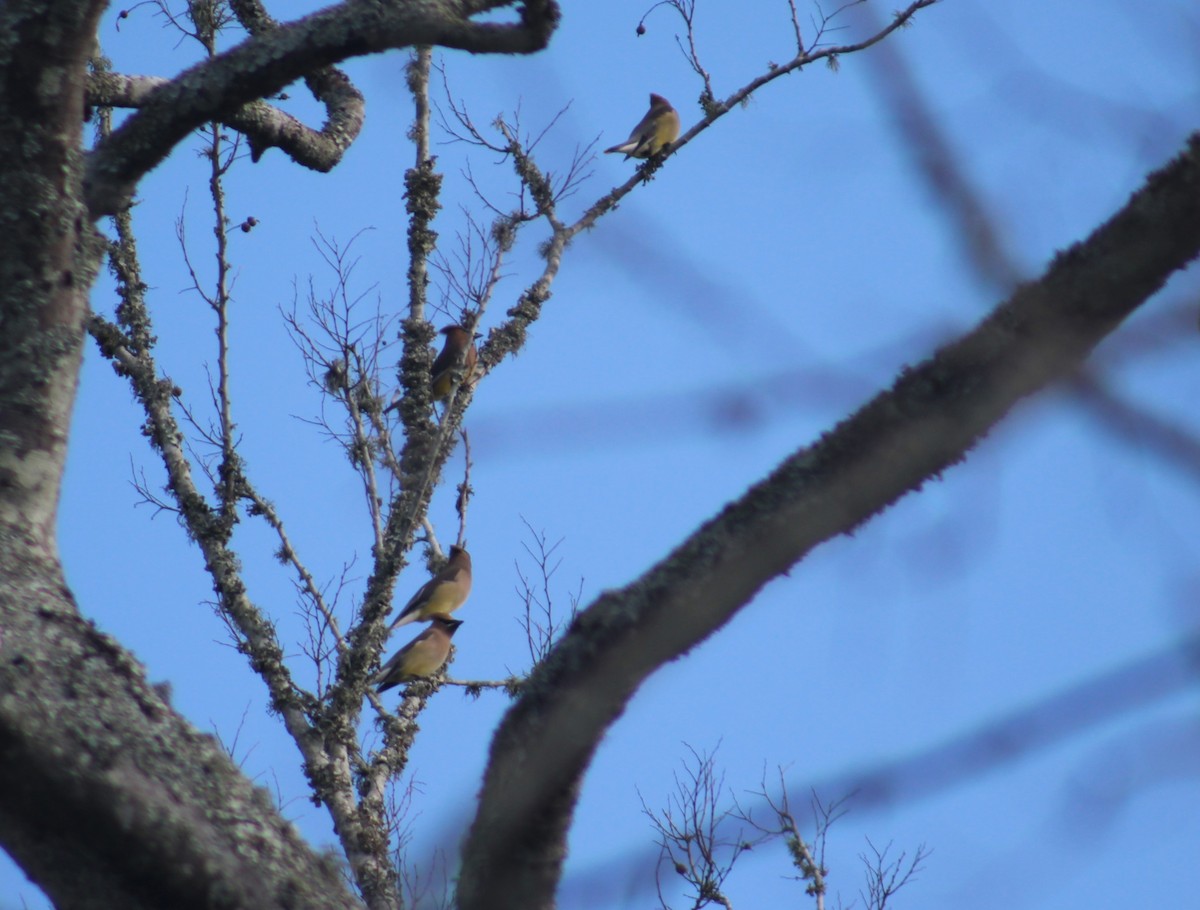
[390,544,472,630]
[431,325,479,402]
[604,93,680,160]
[374,615,464,692]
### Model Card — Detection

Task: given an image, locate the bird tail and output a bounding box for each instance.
[604,142,636,157]
[388,610,417,631]
[373,674,399,694]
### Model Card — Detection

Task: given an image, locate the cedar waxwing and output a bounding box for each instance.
[374,615,463,692]
[604,93,680,159]
[431,325,479,402]
[389,544,472,630]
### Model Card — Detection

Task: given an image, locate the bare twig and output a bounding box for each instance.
[736,770,850,910]
[399,845,454,910]
[641,744,757,910]
[858,839,929,910]
[514,519,582,666]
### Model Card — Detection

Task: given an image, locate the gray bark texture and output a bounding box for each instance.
[0,0,359,904]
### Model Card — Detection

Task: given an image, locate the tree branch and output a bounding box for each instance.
[85,0,561,215]
[457,132,1200,910]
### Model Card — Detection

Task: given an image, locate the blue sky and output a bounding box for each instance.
[9,0,1200,907]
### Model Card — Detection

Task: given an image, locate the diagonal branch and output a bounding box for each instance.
[558,0,941,242]
[472,1,941,378]
[457,133,1200,910]
[861,20,1200,496]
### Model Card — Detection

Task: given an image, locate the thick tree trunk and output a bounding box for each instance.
[0,2,359,906]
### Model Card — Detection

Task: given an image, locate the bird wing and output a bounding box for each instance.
[393,563,466,624]
[627,114,658,156]
[374,635,421,691]
[405,575,438,611]
[430,347,455,382]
